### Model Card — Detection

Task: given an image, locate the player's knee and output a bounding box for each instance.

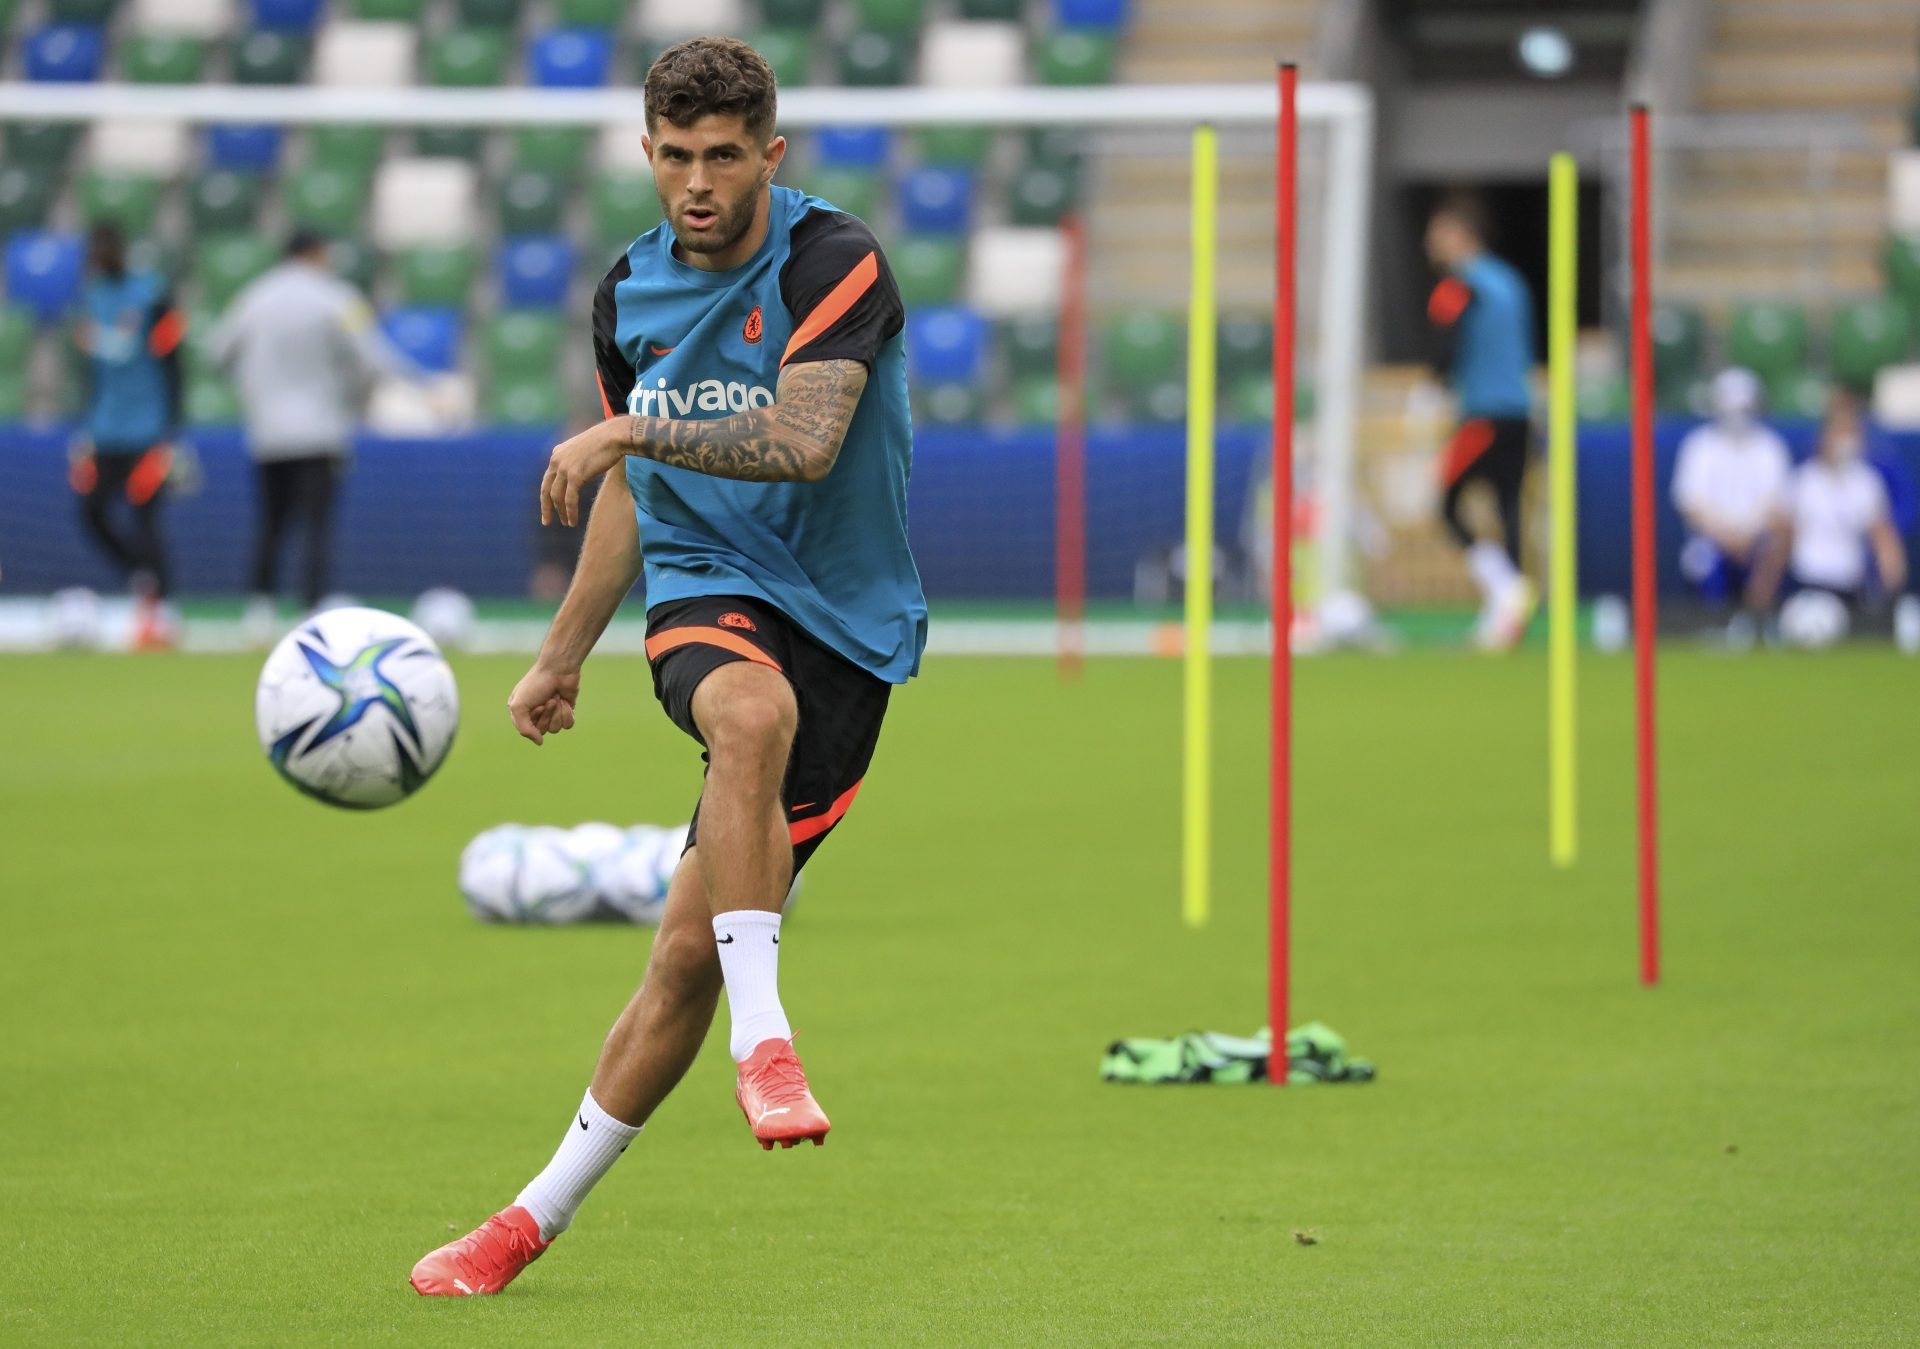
[702,684,796,759]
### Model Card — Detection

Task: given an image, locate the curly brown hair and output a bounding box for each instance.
[643,37,778,144]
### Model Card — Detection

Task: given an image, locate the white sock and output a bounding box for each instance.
[513,1089,641,1241]
[1467,541,1519,603]
[713,910,791,1060]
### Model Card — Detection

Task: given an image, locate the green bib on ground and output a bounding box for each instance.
[1101,1022,1375,1085]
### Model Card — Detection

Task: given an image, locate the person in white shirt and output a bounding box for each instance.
[1671,368,1792,617]
[1751,389,1907,608]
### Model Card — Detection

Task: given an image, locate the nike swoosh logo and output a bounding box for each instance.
[772,933,779,944]
[578,1113,589,1131]
[789,802,815,813]
[717,934,735,944]
[649,344,674,356]
[756,1107,791,1124]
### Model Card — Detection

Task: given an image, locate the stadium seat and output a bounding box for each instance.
[327,236,379,291]
[381,306,463,372]
[373,157,479,247]
[314,20,417,87]
[497,237,576,309]
[6,122,80,169]
[80,172,163,234]
[805,167,881,223]
[231,31,308,83]
[1726,301,1808,395]
[196,234,275,308]
[412,127,486,160]
[285,165,363,234]
[1885,233,1920,322]
[916,126,993,168]
[1224,372,1272,424]
[249,0,322,29]
[128,0,232,37]
[485,309,562,374]
[959,0,1022,19]
[1055,0,1129,24]
[0,370,25,421]
[5,232,84,321]
[1576,372,1630,421]
[186,369,241,423]
[852,0,923,33]
[920,22,1023,88]
[999,314,1057,368]
[599,124,653,174]
[126,237,183,283]
[26,25,107,81]
[307,125,385,181]
[0,307,34,368]
[1768,370,1827,418]
[840,31,912,86]
[891,236,965,307]
[1008,165,1074,226]
[188,169,264,232]
[1218,316,1272,380]
[352,0,424,18]
[499,169,567,235]
[1011,373,1057,424]
[759,0,824,26]
[397,244,475,307]
[426,29,507,86]
[592,175,665,251]
[122,33,204,82]
[486,376,565,426]
[916,383,985,426]
[1830,299,1910,392]
[968,227,1062,316]
[817,127,892,169]
[638,0,744,33]
[92,119,190,175]
[1038,29,1116,85]
[1103,312,1182,389]
[514,126,590,178]
[529,30,613,87]
[554,0,624,25]
[898,167,974,234]
[207,124,284,172]
[906,306,989,385]
[1120,378,1184,423]
[748,26,811,86]
[1649,302,1703,409]
[0,166,58,233]
[453,0,516,24]
[50,0,122,20]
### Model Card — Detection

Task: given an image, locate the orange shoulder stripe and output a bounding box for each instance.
[780,251,878,367]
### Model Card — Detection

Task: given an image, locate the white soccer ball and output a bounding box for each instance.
[255,605,460,809]
[49,586,102,649]
[1779,589,1849,651]
[457,824,600,923]
[597,825,681,925]
[411,587,477,650]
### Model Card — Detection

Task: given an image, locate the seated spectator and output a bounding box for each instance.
[1671,368,1791,630]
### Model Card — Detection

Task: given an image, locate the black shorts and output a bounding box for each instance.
[645,594,891,870]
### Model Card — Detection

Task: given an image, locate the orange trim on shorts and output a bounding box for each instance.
[781,252,878,367]
[126,447,172,505]
[1439,418,1496,488]
[643,626,784,673]
[789,778,863,845]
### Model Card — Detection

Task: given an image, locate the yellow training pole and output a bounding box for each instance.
[1182,124,1219,928]
[1548,152,1579,867]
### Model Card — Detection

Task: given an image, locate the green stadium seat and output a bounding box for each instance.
[1768,370,1827,418]
[959,0,1022,16]
[455,0,517,22]
[840,30,911,86]
[427,29,508,87]
[593,175,665,252]
[0,165,57,233]
[805,167,881,223]
[1119,379,1186,424]
[1649,302,1703,409]
[307,125,385,181]
[553,0,623,24]
[1000,314,1057,369]
[125,237,183,284]
[1725,300,1808,393]
[122,33,204,83]
[1023,127,1084,182]
[196,235,277,309]
[6,122,80,169]
[1576,372,1631,422]
[1011,373,1057,425]
[353,0,425,17]
[917,126,993,168]
[0,370,26,421]
[486,310,563,372]
[1103,312,1182,388]
[1039,30,1116,86]
[1884,233,1920,319]
[760,0,827,26]
[1218,316,1272,380]
[487,377,566,426]
[232,32,308,85]
[513,126,589,178]
[891,236,965,307]
[186,370,241,424]
[80,172,163,235]
[0,307,34,368]
[499,169,566,235]
[1830,298,1910,393]
[188,170,264,233]
[327,237,380,292]
[284,166,363,235]
[749,27,812,87]
[852,0,924,34]
[1224,372,1273,424]
[411,127,486,160]
[48,0,117,19]
[1008,166,1074,226]
[916,383,983,426]
[397,245,476,307]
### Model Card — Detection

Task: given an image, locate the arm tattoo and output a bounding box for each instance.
[626,359,868,484]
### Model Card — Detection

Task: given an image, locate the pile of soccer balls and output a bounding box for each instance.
[459,822,688,925]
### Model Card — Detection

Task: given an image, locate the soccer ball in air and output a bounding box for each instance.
[255,606,460,809]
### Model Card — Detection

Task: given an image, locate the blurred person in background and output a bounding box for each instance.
[1750,388,1908,616]
[1425,195,1537,650]
[208,228,417,639]
[71,222,186,649]
[1671,367,1792,645]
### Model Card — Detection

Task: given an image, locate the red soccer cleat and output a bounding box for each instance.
[735,1037,831,1150]
[409,1205,549,1296]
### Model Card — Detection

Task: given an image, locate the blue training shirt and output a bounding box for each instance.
[593,185,927,683]
[1428,252,1533,419]
[79,269,183,452]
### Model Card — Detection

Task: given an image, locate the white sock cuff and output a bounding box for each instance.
[579,1089,642,1141]
[713,910,782,937]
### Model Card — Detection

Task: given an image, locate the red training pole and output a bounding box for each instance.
[1629,105,1661,986]
[1055,212,1088,681]
[1269,61,1297,1084]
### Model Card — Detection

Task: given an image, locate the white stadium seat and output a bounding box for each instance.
[919,22,1025,89]
[968,226,1064,316]
[90,119,189,175]
[313,22,418,89]
[1888,150,1920,236]
[640,0,745,36]
[373,158,479,248]
[600,126,657,176]
[128,0,233,37]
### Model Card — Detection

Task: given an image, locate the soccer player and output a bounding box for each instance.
[410,37,925,1296]
[1425,196,1538,649]
[1670,367,1792,643]
[70,222,184,649]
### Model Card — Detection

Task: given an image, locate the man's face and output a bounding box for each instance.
[1425,215,1473,270]
[645,114,785,260]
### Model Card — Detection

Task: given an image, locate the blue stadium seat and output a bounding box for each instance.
[816,127,892,169]
[25,25,106,81]
[497,237,576,309]
[906,306,988,385]
[207,124,284,172]
[897,166,973,234]
[381,306,463,372]
[4,231,84,321]
[1053,0,1129,25]
[529,29,613,87]
[250,0,325,29]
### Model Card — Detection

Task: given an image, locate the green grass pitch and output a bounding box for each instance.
[2,646,1916,1345]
